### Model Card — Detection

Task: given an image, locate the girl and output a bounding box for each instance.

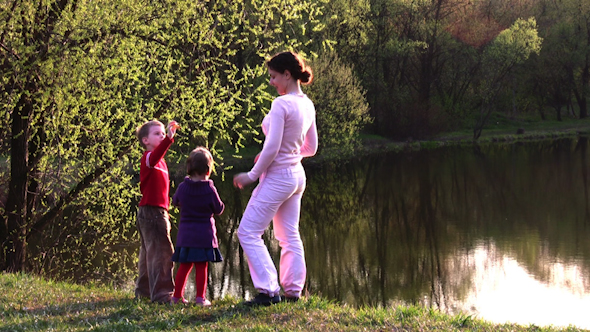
[233,51,318,306]
[171,147,224,306]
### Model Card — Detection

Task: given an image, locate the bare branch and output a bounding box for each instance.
[0,42,20,61]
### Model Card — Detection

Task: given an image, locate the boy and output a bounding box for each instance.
[134,119,179,303]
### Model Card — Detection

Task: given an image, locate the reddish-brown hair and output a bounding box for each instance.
[266,51,313,85]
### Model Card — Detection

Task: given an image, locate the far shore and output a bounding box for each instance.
[216,116,590,171]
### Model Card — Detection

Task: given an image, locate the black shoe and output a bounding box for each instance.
[284,296,299,303]
[244,293,282,306]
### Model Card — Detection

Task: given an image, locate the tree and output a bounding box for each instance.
[320,0,430,138]
[534,0,590,119]
[305,52,372,154]
[526,34,571,121]
[317,0,553,139]
[471,17,542,139]
[0,0,325,275]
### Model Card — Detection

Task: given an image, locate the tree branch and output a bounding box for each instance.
[45,0,77,37]
[0,42,20,61]
[28,143,134,236]
[63,27,193,57]
[0,0,20,46]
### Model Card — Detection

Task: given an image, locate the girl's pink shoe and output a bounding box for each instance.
[170,296,188,305]
[195,296,211,307]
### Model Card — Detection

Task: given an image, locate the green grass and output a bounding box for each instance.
[1,272,586,331]
[436,114,590,141]
[351,115,590,159]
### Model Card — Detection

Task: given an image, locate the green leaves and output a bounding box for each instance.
[306,52,372,154]
[484,17,542,71]
[1,0,326,275]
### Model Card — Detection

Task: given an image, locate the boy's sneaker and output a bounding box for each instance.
[244,293,281,306]
[170,296,189,305]
[195,296,212,307]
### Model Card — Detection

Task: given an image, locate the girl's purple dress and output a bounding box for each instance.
[171,178,225,263]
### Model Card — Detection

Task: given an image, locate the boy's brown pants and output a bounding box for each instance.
[135,205,175,303]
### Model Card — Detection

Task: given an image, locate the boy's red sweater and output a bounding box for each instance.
[139,136,174,210]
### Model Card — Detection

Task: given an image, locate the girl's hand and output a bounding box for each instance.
[233,172,254,189]
[167,120,180,138]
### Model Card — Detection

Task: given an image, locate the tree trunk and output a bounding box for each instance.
[538,108,546,120]
[3,83,32,272]
[473,102,493,140]
[579,97,588,119]
[580,61,589,119]
[576,137,590,224]
[537,98,546,120]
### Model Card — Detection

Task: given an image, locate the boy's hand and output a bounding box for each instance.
[167,120,180,138]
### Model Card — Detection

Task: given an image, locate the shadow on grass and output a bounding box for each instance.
[1,295,281,331]
[1,296,237,331]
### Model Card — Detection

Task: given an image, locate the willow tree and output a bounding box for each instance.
[0,0,324,278]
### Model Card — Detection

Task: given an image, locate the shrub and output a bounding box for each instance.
[305,52,372,154]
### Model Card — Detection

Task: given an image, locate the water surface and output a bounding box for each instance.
[190,137,590,329]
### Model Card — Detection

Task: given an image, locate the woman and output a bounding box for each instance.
[233,51,318,306]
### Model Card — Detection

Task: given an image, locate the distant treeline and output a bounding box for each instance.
[314,0,587,140]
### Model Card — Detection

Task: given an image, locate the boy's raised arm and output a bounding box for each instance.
[147,136,173,168]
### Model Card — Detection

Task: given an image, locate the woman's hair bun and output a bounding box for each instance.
[299,66,313,85]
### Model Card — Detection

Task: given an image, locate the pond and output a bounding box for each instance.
[66,137,577,329]
[184,137,590,329]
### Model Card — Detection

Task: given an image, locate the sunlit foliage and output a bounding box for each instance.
[0,0,325,280]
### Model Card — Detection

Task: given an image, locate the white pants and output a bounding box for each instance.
[238,163,307,298]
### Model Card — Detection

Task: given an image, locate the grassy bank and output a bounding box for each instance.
[347,116,590,160]
[0,273,585,331]
[435,115,590,142]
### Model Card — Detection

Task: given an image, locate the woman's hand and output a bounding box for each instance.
[233,172,255,189]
